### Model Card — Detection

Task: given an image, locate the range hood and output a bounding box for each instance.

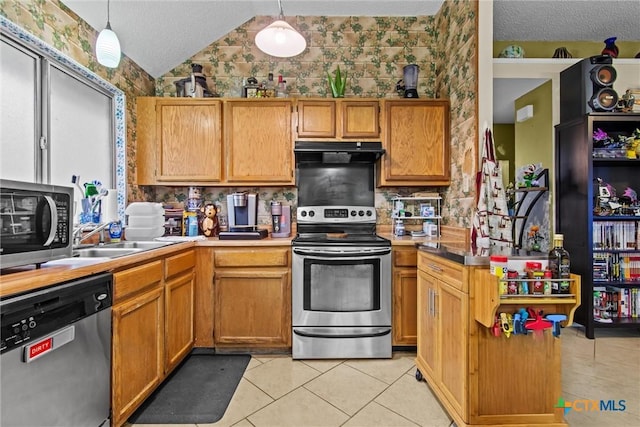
[294,141,385,164]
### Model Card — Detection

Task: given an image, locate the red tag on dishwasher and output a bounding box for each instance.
[28,337,52,359]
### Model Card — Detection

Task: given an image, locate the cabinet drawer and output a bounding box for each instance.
[214,248,290,267]
[114,260,163,302]
[165,250,195,279]
[418,252,464,291]
[393,247,417,267]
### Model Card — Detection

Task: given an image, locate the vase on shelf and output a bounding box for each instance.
[601,37,619,58]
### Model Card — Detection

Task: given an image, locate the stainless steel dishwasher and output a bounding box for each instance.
[1,272,112,427]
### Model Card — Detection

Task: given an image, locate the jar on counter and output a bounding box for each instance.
[507,270,519,295]
[490,255,508,278]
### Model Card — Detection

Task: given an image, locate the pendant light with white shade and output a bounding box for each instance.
[255,0,306,58]
[95,0,121,68]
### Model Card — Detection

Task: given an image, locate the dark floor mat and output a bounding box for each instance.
[128,352,251,425]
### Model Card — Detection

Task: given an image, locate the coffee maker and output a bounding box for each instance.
[219,192,267,240]
[227,192,258,230]
[270,201,291,238]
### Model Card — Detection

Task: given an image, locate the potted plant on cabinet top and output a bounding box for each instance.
[327,66,347,98]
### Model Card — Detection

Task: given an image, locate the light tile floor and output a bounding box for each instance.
[128,326,640,427]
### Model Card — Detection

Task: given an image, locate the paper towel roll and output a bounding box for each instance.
[102,190,118,223]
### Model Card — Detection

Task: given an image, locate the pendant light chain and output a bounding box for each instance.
[106,0,112,30]
[277,0,284,19]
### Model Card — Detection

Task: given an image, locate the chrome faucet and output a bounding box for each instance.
[72,221,116,246]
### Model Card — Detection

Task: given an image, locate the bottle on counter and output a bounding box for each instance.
[265,73,276,97]
[277,75,287,97]
[548,234,571,294]
[489,255,508,278]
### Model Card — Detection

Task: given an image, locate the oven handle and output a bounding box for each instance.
[292,247,391,257]
[293,327,391,339]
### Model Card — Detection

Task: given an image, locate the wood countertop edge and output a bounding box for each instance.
[1,235,467,297]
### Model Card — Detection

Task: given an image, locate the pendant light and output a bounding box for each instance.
[255,0,306,58]
[95,0,121,68]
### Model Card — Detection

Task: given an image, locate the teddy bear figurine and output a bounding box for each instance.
[199,203,220,237]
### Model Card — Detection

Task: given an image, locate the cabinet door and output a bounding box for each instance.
[297,100,336,138]
[437,283,468,418]
[393,268,417,345]
[225,100,294,184]
[341,100,380,138]
[380,100,450,186]
[392,246,418,346]
[165,270,195,373]
[417,269,438,380]
[112,286,164,427]
[214,268,291,347]
[155,99,223,183]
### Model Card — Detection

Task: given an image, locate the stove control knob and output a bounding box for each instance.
[300,211,307,217]
[309,211,315,217]
[358,210,364,216]
[351,210,357,217]
[366,210,373,216]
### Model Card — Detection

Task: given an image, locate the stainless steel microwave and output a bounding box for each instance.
[0,179,73,269]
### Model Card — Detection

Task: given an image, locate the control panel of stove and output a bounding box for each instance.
[297,206,377,224]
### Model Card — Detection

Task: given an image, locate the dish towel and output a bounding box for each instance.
[471,127,513,255]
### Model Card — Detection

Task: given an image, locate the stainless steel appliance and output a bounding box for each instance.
[0,179,73,269]
[0,273,112,426]
[292,141,391,359]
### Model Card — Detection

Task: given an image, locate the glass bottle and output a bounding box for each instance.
[265,73,276,98]
[548,234,571,294]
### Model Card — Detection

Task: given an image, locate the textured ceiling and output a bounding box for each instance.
[62,0,445,78]
[493,0,640,42]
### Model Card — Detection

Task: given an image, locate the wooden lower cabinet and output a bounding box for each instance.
[213,247,291,348]
[416,256,468,419]
[392,246,418,345]
[416,251,578,427]
[164,250,196,372]
[111,249,195,427]
[112,262,164,427]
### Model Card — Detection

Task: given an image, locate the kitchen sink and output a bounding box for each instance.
[72,240,177,259]
[73,247,144,258]
[107,241,174,250]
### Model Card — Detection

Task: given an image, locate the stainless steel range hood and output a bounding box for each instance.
[294,141,385,164]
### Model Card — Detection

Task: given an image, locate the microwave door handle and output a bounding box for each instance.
[41,195,58,246]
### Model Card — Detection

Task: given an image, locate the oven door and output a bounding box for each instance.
[292,246,391,328]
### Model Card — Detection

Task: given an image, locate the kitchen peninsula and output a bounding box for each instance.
[415,243,581,427]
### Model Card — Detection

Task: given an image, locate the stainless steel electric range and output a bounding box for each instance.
[292,142,391,359]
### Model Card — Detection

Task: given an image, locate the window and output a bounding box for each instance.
[0,17,126,222]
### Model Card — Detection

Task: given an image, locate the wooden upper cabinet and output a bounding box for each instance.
[224,99,294,185]
[379,100,450,186]
[296,99,380,140]
[297,100,336,138]
[136,97,223,185]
